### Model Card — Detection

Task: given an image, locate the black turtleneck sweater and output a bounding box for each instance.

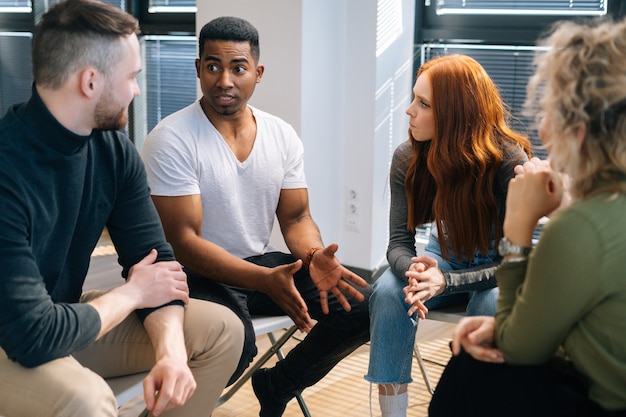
[0,86,175,367]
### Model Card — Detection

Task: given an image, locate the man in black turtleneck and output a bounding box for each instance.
[0,1,243,416]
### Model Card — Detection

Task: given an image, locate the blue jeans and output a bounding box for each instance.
[365,236,497,385]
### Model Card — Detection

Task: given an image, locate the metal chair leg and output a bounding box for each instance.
[217,323,311,417]
[217,325,299,406]
[413,344,435,395]
[267,331,312,417]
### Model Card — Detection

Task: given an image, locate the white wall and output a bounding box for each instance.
[197,0,414,275]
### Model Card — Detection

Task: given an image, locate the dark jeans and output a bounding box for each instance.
[187,251,372,397]
[429,349,626,417]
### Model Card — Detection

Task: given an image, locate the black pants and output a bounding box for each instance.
[429,349,625,417]
[187,251,372,397]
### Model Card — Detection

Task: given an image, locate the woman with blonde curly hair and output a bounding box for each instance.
[366,54,531,417]
[429,18,626,417]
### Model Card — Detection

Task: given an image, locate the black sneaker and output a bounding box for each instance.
[251,368,288,417]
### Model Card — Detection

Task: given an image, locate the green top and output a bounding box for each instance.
[496,192,626,410]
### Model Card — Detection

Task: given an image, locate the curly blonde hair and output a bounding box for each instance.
[525,18,626,199]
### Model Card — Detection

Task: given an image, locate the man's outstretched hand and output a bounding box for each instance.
[308,243,368,314]
[263,260,315,333]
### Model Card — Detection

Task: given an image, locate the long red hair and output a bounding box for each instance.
[405,54,531,261]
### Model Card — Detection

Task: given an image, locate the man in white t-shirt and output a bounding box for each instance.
[141,16,372,417]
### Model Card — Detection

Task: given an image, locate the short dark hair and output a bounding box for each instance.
[33,0,139,89]
[198,16,260,62]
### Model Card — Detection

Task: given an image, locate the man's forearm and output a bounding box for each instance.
[174,236,269,290]
[88,288,140,340]
[141,304,199,416]
[143,304,188,362]
[281,217,323,261]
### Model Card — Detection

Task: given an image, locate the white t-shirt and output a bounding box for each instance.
[141,101,307,259]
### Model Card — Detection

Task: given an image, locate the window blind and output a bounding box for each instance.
[0,0,29,7]
[0,33,32,115]
[100,0,125,10]
[148,0,196,12]
[135,35,196,146]
[42,0,124,11]
[436,0,607,15]
[149,0,195,6]
[377,0,403,57]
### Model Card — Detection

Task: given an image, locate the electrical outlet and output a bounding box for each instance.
[346,188,360,215]
[346,216,359,232]
[346,187,360,232]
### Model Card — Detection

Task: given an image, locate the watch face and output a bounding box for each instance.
[498,238,510,255]
[499,237,531,256]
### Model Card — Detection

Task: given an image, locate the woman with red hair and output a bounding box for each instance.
[365,54,531,417]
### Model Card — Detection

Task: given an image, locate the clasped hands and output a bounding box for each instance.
[506,157,569,236]
[403,258,505,364]
[405,261,505,365]
[451,316,504,363]
[403,255,446,320]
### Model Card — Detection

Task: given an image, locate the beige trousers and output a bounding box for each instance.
[0,296,244,417]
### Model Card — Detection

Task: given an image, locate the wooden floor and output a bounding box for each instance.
[86,233,455,417]
[211,320,454,417]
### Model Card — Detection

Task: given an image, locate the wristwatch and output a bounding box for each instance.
[498,237,532,257]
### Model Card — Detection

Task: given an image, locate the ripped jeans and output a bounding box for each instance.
[365,235,497,385]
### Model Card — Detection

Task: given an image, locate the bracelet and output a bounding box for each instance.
[304,247,322,268]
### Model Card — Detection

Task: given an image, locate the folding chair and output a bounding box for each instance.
[105,371,149,416]
[413,304,465,394]
[107,315,311,417]
[216,315,312,416]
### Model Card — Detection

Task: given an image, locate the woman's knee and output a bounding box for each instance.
[371,269,405,303]
[466,287,499,316]
[370,269,413,325]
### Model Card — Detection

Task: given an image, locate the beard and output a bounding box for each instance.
[216,108,237,116]
[94,89,129,131]
[201,95,241,117]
